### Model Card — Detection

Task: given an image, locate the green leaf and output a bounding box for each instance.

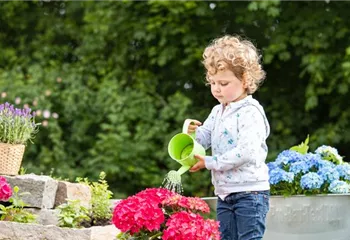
[290,135,309,154]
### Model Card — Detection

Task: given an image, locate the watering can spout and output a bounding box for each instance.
[177,165,191,175]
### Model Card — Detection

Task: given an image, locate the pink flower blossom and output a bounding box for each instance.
[135,187,176,207]
[162,194,210,213]
[163,211,220,240]
[112,188,175,234]
[178,196,210,213]
[112,187,220,239]
[0,177,12,201]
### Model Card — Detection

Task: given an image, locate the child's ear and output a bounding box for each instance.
[242,72,248,88]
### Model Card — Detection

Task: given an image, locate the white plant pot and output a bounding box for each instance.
[202,194,350,240]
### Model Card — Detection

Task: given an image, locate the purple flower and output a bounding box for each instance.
[0,102,39,144]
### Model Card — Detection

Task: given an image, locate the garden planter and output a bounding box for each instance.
[202,194,350,240]
[0,143,25,175]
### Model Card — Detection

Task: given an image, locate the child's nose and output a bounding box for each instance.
[213,85,221,92]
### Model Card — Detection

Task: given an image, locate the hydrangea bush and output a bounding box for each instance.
[0,102,39,145]
[268,136,349,196]
[112,188,220,240]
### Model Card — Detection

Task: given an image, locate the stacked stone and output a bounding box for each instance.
[0,174,119,240]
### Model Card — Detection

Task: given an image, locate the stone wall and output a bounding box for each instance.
[0,174,120,240]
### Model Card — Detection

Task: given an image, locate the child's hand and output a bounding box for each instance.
[186,119,202,134]
[189,154,206,172]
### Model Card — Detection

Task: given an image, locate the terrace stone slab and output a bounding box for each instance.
[2,174,58,209]
[27,208,59,226]
[0,222,120,240]
[0,221,90,240]
[54,181,91,209]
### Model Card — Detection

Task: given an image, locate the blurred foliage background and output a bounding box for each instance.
[1,0,350,198]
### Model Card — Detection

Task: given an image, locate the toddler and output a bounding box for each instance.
[187,35,270,240]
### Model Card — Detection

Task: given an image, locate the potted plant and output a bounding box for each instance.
[202,136,350,240]
[112,187,220,240]
[0,102,40,175]
[264,136,350,240]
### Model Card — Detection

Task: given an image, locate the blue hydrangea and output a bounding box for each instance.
[317,166,340,183]
[335,164,350,181]
[267,162,279,173]
[316,159,336,169]
[289,161,310,174]
[329,180,350,194]
[300,172,324,190]
[302,153,323,169]
[275,150,304,166]
[269,168,295,185]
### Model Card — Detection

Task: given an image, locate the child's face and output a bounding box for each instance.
[208,69,247,105]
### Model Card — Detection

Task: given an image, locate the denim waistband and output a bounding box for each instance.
[228,190,270,196]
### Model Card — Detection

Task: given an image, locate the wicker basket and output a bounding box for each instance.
[0,143,25,175]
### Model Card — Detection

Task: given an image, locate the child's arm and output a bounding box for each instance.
[191,106,218,150]
[204,106,268,171]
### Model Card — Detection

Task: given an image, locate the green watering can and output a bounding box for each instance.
[168,119,206,176]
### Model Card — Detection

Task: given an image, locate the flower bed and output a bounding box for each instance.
[112,188,220,240]
[267,136,349,196]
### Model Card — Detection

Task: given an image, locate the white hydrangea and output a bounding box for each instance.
[315,145,343,164]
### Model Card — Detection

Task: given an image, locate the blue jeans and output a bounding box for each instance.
[217,190,270,240]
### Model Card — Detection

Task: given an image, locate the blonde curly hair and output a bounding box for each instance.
[202,35,266,94]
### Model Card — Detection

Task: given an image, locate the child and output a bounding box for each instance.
[187,35,270,240]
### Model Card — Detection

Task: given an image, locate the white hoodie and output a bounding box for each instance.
[195,95,270,199]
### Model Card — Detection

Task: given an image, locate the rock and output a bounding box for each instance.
[2,174,58,209]
[0,221,90,240]
[27,208,59,226]
[0,222,120,240]
[54,181,91,209]
[90,225,120,240]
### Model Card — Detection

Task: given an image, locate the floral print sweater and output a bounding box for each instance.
[196,95,270,198]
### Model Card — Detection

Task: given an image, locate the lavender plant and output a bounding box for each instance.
[268,136,349,196]
[0,102,40,145]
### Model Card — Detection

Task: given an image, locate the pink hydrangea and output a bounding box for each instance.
[0,176,12,201]
[112,187,220,239]
[163,211,220,240]
[178,196,210,213]
[162,194,210,213]
[112,188,175,234]
[135,187,176,207]
[112,194,165,234]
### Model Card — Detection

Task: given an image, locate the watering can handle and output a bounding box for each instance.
[182,119,196,138]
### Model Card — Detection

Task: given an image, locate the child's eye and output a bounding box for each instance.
[220,82,228,86]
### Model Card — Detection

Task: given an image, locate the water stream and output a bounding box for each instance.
[162,170,183,194]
